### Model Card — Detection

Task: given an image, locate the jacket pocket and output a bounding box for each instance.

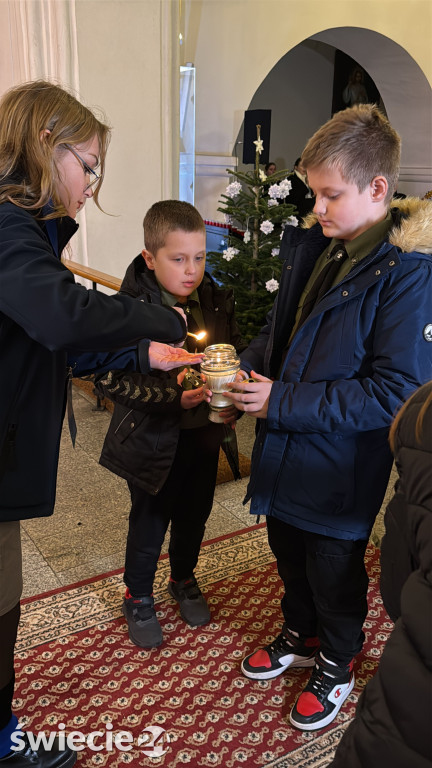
[278,433,356,517]
[113,410,147,444]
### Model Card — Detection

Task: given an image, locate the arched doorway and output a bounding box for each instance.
[237,27,431,198]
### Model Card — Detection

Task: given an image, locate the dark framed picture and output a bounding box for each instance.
[332,50,382,115]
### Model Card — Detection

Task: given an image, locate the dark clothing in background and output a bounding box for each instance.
[329,381,432,768]
[287,171,315,220]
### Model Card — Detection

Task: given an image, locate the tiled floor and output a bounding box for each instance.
[21,385,395,599]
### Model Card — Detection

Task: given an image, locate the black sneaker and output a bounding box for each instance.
[289,652,354,731]
[122,589,163,648]
[0,732,76,766]
[168,576,210,627]
[241,625,319,680]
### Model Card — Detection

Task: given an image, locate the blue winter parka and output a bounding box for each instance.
[241,198,432,540]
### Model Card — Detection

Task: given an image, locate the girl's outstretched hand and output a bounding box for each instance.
[149,341,204,371]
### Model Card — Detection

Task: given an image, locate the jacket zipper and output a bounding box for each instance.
[0,423,17,480]
[114,409,134,435]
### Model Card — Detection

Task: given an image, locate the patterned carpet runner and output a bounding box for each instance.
[15,526,391,767]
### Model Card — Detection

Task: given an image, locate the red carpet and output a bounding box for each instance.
[15,527,392,767]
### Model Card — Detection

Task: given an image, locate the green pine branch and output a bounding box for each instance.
[207,139,299,340]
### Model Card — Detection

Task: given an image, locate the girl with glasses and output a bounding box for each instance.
[0,79,198,768]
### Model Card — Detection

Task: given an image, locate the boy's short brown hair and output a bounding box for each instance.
[301,104,401,204]
[143,200,206,254]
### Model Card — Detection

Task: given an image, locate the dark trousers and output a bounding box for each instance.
[125,424,223,596]
[267,517,369,665]
[0,603,20,730]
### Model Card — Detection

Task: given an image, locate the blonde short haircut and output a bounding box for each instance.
[302,104,401,205]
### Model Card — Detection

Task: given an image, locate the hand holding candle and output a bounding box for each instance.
[222,370,273,419]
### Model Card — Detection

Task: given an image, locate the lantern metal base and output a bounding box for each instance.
[208,409,225,423]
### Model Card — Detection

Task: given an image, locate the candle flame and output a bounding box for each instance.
[187,330,207,341]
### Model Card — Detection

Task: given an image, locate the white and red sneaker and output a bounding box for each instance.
[241,625,319,680]
[289,652,354,730]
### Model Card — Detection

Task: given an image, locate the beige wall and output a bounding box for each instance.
[1,1,429,280]
[186,0,431,153]
[59,0,432,276]
[184,0,432,220]
[75,0,179,283]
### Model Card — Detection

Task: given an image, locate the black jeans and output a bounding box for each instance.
[0,603,20,730]
[267,517,369,665]
[125,423,223,596]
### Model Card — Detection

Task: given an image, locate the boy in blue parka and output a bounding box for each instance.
[222,104,432,731]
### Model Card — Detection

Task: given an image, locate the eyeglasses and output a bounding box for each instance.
[65,145,101,190]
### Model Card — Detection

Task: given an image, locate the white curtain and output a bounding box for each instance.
[0,0,89,266]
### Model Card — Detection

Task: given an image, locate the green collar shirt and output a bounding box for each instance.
[289,212,393,342]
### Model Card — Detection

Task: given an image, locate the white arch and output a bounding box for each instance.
[311,27,432,187]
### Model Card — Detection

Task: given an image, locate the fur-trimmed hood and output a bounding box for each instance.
[301,197,432,255]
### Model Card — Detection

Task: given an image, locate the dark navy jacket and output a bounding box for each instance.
[241,198,432,540]
[0,203,186,522]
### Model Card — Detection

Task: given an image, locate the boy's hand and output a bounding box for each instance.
[178,368,205,410]
[223,370,272,419]
[218,404,238,429]
[149,342,204,371]
[180,387,205,410]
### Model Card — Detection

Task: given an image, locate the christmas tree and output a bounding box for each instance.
[207,125,299,341]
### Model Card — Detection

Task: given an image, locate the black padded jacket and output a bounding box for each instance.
[97,256,247,494]
[329,381,432,768]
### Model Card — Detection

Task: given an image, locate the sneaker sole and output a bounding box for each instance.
[289,674,355,731]
[121,604,163,649]
[241,653,316,680]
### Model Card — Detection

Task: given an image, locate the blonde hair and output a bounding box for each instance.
[389,385,432,452]
[302,104,401,205]
[143,200,206,255]
[0,80,110,216]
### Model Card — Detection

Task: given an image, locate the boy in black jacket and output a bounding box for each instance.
[96,200,246,648]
